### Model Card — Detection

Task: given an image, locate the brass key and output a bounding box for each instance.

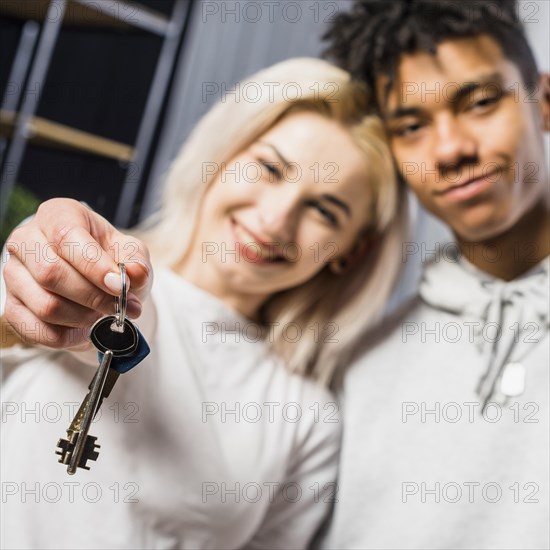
[56,350,113,474]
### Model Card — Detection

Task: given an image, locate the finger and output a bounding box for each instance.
[8,204,123,296]
[35,199,129,296]
[100,231,153,302]
[48,223,127,295]
[3,293,92,351]
[83,203,152,295]
[4,254,103,327]
[6,228,124,317]
[40,204,152,301]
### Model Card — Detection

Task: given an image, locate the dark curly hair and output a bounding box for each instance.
[323,0,539,111]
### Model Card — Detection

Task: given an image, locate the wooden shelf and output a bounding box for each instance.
[0,0,169,33]
[1,110,135,162]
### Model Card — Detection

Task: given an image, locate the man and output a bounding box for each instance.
[319,1,549,548]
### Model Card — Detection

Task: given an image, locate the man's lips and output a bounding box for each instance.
[434,170,501,197]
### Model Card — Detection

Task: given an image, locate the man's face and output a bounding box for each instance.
[380,34,549,242]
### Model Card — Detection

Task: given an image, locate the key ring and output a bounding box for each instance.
[114,263,127,328]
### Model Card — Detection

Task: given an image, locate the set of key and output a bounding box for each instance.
[55,264,149,475]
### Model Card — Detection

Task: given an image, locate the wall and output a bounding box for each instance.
[142,0,550,310]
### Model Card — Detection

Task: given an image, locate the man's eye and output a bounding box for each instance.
[393,122,423,137]
[469,94,502,112]
[306,201,338,226]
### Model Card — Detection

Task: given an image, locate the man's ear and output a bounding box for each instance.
[539,73,550,132]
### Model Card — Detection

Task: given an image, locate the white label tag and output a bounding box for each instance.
[499,362,526,397]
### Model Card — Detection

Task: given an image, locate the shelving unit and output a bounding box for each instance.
[0,109,134,161]
[0,0,192,226]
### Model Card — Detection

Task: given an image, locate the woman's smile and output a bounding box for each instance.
[229,216,288,265]
[177,110,376,300]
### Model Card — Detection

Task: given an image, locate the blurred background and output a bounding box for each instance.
[1,0,548,305]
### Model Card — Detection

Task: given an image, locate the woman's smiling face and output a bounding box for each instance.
[178,111,373,299]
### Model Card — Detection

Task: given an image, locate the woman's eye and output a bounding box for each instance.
[260,160,281,179]
[307,201,338,226]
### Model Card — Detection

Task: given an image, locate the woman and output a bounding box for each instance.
[1,58,407,549]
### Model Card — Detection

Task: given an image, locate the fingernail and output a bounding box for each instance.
[127,299,142,318]
[128,291,141,304]
[134,258,150,276]
[104,272,122,294]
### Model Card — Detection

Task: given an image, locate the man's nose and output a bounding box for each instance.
[433,113,477,168]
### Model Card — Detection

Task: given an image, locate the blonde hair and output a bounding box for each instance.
[133,57,408,387]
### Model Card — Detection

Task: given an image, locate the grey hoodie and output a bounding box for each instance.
[321,249,549,550]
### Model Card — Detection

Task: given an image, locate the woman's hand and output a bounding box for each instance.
[2,198,153,351]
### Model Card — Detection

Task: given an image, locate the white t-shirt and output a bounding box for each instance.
[320,252,550,550]
[1,266,340,549]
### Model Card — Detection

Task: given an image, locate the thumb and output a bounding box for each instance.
[105,231,153,303]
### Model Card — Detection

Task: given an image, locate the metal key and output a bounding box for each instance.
[56,264,139,474]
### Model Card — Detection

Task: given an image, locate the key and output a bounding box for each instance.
[56,316,139,474]
[55,264,147,475]
[57,350,114,474]
[56,360,119,472]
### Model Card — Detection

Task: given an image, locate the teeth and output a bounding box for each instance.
[233,222,280,260]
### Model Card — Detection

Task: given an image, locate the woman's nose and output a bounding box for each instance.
[258,190,300,242]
